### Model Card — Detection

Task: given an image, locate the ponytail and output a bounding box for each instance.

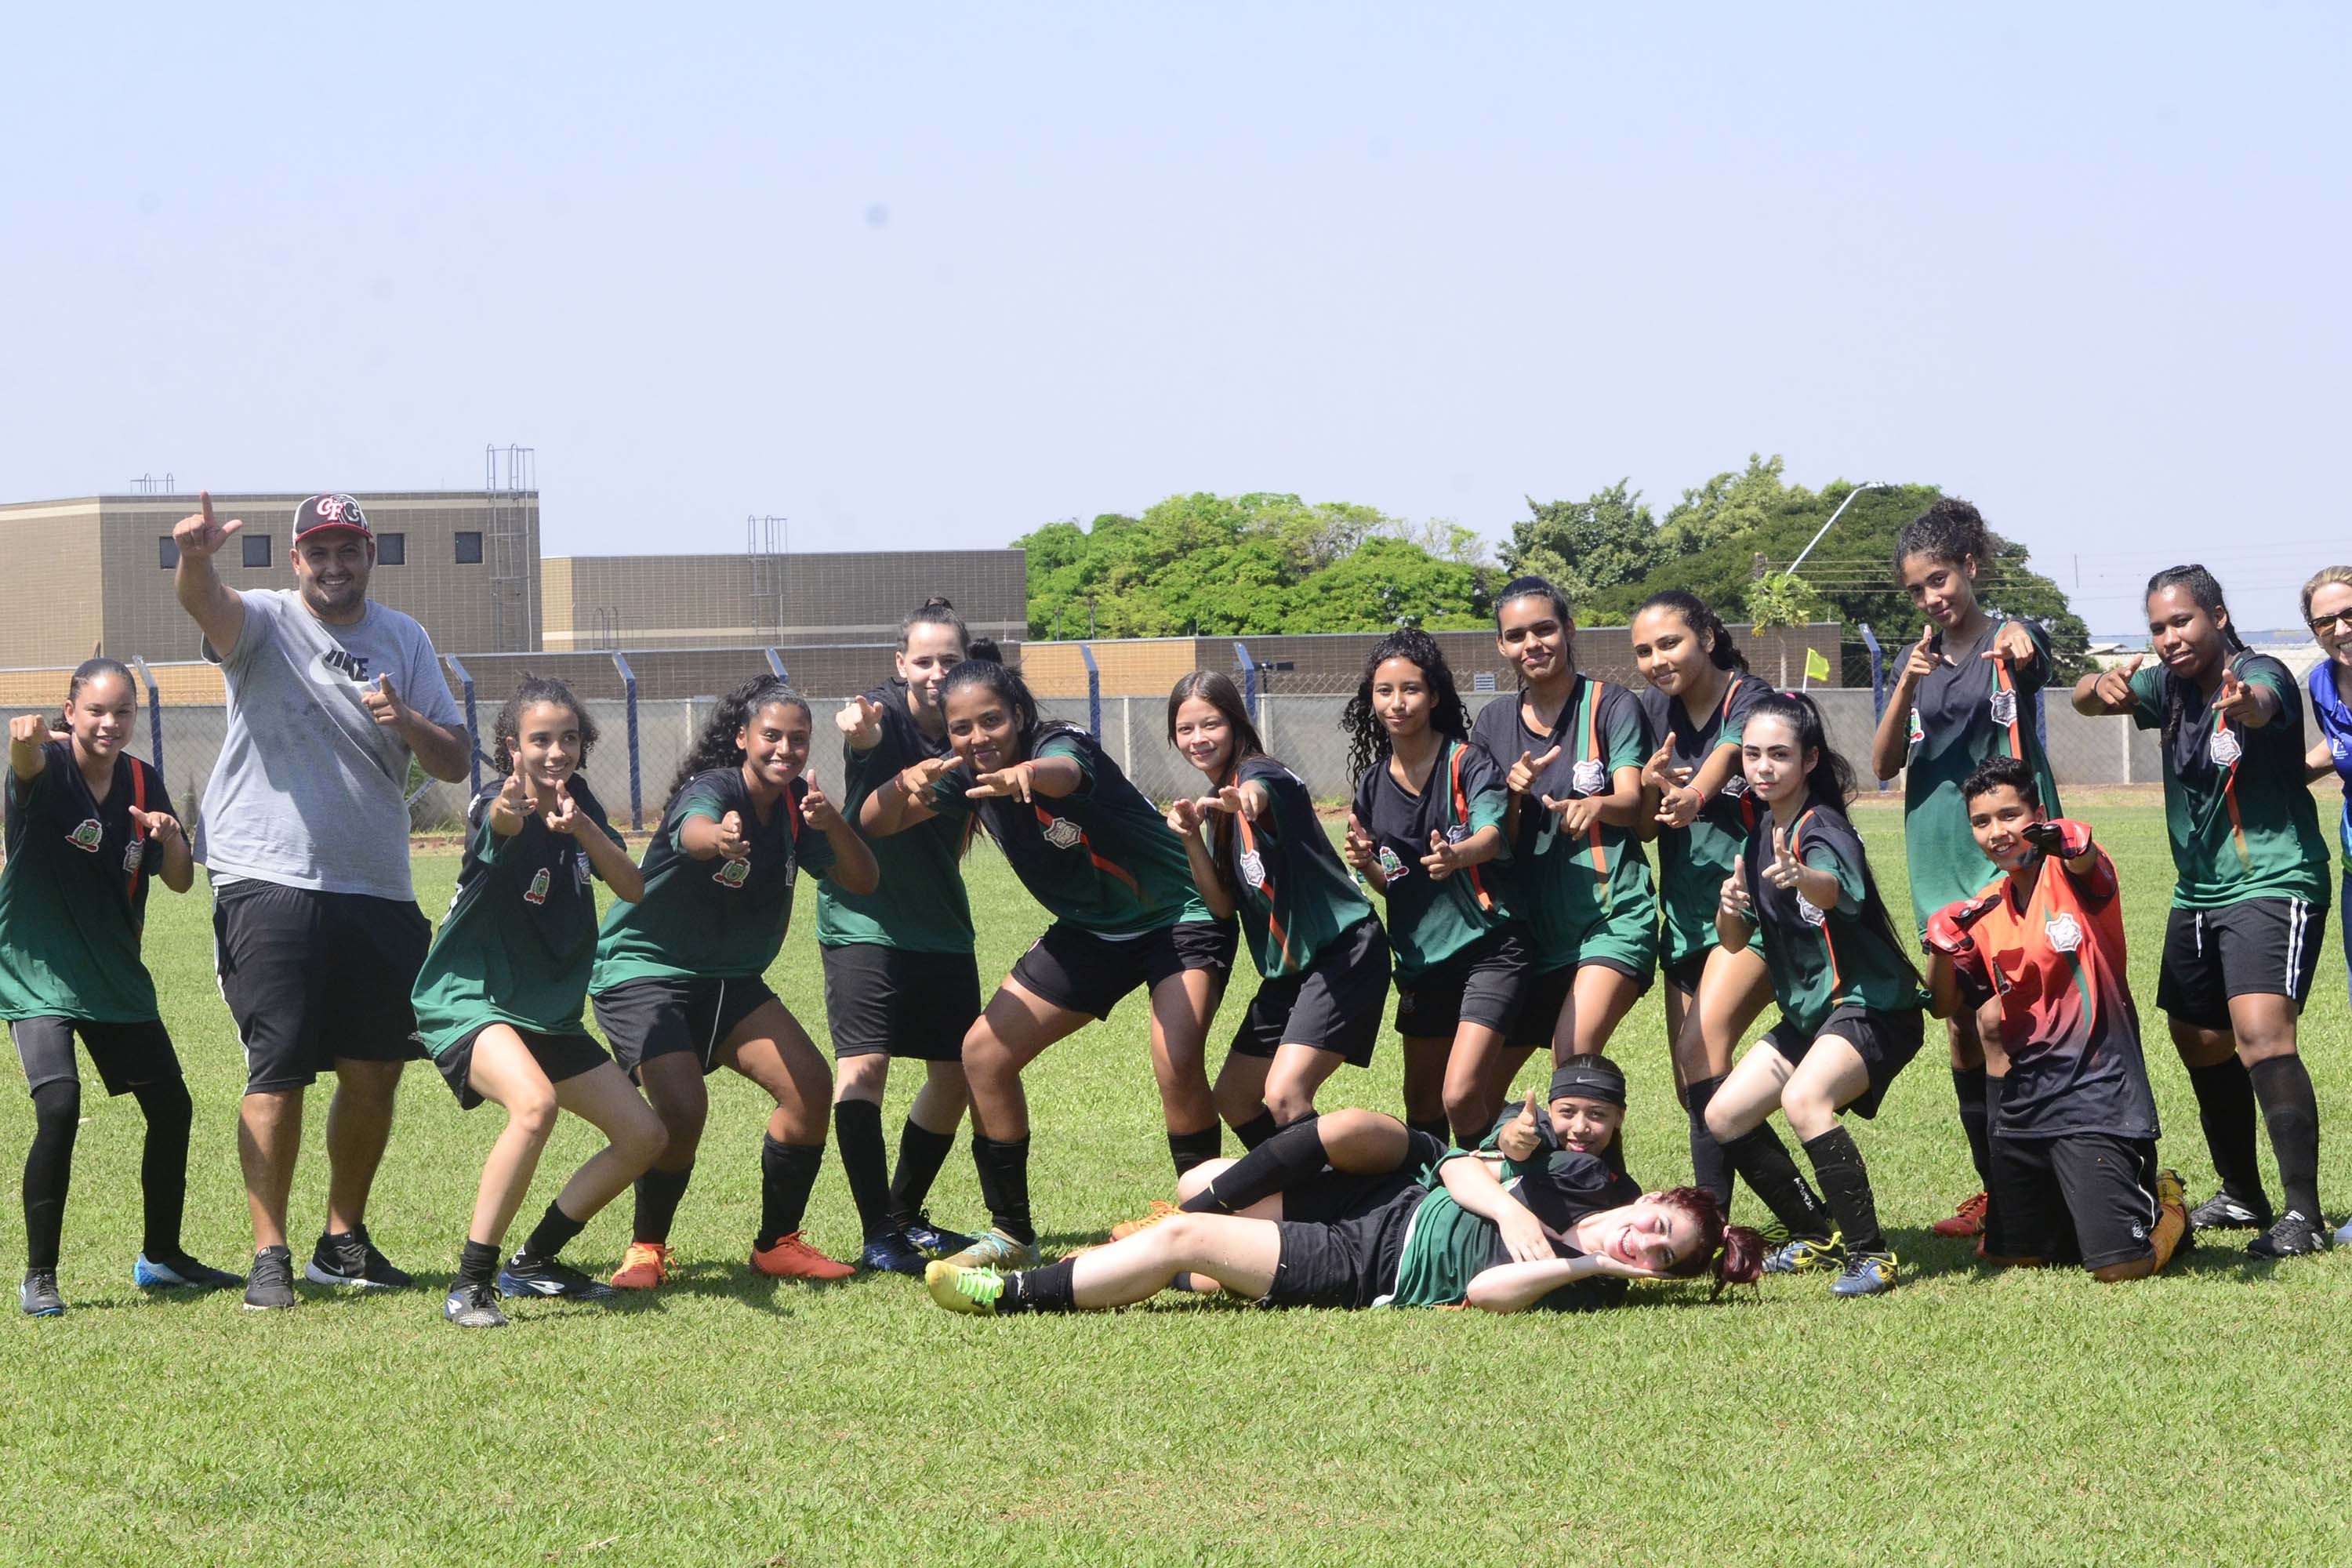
[1638,589,1748,673]
[1653,1186,1766,1297]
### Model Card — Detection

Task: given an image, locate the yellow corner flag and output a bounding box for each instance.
[1802,647,1831,687]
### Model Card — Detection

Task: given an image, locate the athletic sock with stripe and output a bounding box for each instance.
[2249,1054,2323,1221]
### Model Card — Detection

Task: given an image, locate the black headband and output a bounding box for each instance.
[1551,1062,1626,1107]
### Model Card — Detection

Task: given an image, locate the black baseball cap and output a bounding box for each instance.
[292,493,372,540]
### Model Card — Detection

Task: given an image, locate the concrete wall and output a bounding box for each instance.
[0,499,103,668]
[541,550,1027,652]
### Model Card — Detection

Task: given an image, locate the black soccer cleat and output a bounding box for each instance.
[497,1253,616,1301]
[306,1224,413,1290]
[2247,1210,2332,1259]
[444,1281,510,1328]
[243,1245,296,1311]
[898,1211,976,1260]
[857,1229,931,1278]
[2187,1190,2271,1232]
[20,1270,65,1318]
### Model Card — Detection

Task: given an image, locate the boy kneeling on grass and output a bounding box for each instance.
[1922,757,2190,1281]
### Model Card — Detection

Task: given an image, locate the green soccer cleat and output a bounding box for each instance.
[936,1227,1041,1272]
[925,1260,1006,1316]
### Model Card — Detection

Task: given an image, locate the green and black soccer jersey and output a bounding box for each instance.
[1470,677,1655,972]
[2127,652,2329,909]
[1385,1147,1641,1311]
[414,776,623,1054]
[1349,740,1515,985]
[592,768,835,990]
[1742,800,1923,1036]
[0,740,173,1024]
[1638,675,1767,967]
[923,728,1206,934]
[1900,618,2063,931]
[816,681,974,955]
[1215,755,1374,980]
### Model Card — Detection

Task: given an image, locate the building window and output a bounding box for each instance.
[158,536,179,569]
[242,533,273,568]
[455,531,484,564]
[376,532,405,565]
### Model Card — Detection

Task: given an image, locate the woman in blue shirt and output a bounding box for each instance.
[2303,566,2352,1240]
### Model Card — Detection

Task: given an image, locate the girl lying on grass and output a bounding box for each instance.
[924,1104,1762,1316]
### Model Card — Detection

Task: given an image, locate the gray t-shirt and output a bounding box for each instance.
[195,590,464,901]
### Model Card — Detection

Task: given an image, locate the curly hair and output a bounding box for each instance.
[1341,630,1472,782]
[667,675,811,800]
[1893,495,1993,575]
[492,675,598,775]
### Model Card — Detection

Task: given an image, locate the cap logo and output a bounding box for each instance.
[316,495,350,523]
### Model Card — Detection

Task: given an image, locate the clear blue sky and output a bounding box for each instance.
[5,5,2344,635]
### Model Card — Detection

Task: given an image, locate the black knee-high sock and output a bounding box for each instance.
[2187,1057,2268,1210]
[521,1198,588,1261]
[1000,1257,1079,1313]
[833,1099,894,1240]
[1802,1126,1886,1254]
[970,1134,1035,1243]
[1718,1123,1831,1239]
[632,1164,695,1246]
[888,1120,956,1225]
[1167,1124,1222,1174]
[756,1138,826,1250]
[1179,1116,1329,1214]
[22,1080,79,1273]
[1407,1115,1453,1147]
[2249,1055,2323,1222]
[1685,1075,1733,1208]
[1952,1067,1992,1189]
[130,1077,192,1260]
[1232,1109,1280,1150]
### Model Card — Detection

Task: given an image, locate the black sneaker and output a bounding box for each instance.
[20,1270,64,1318]
[307,1224,413,1290]
[134,1250,245,1291]
[2248,1210,2332,1259]
[899,1211,975,1259]
[243,1245,296,1311]
[2187,1190,2271,1232]
[857,1229,930,1277]
[497,1252,615,1301]
[443,1280,510,1328]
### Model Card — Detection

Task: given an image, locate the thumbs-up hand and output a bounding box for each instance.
[1507,746,1561,797]
[715,810,750,861]
[1497,1087,1544,1162]
[2093,655,2143,712]
[836,695,886,747]
[800,779,844,833]
[361,673,408,730]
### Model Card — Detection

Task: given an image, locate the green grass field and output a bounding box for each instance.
[3,793,2347,1566]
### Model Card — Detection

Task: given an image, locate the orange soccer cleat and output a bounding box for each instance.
[610,1241,674,1290]
[750,1232,855,1280]
[1931,1191,1989,1238]
[1109,1200,1181,1242]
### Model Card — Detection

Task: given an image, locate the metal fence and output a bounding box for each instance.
[4,673,2170,840]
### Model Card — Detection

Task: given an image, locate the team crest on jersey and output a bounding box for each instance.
[2209,727,2242,767]
[1238,849,1265,891]
[524,867,551,906]
[2045,912,2083,953]
[1377,845,1408,880]
[1570,758,1606,796]
[65,818,102,853]
[1797,895,1828,928]
[1443,823,1469,844]
[1040,815,1083,851]
[573,851,593,891]
[1722,773,1749,800]
[713,858,751,889]
[122,834,146,873]
[1907,707,1926,746]
[1988,689,2017,727]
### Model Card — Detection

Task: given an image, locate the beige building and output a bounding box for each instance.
[0,490,540,667]
[540,550,1026,652]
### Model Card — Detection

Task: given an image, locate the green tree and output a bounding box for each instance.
[1656,454,1796,558]
[1501,481,1658,607]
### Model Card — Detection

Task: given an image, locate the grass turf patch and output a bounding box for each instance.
[1,797,2346,1566]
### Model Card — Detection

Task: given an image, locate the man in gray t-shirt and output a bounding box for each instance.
[175,492,470,1311]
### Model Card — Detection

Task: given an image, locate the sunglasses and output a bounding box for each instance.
[2310,610,2352,635]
